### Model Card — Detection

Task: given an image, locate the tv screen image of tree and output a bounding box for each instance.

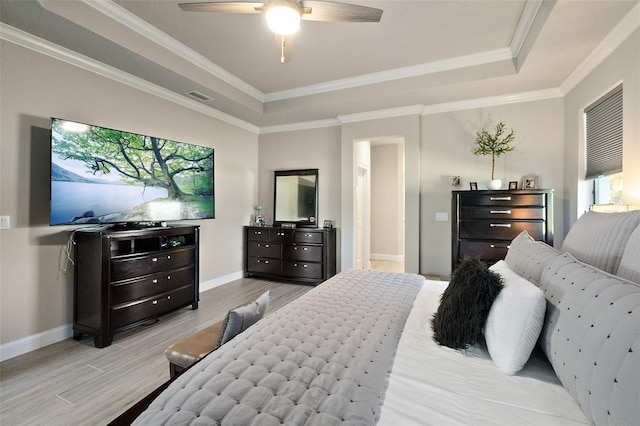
[50,118,214,225]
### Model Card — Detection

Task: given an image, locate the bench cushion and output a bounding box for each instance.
[165,321,223,369]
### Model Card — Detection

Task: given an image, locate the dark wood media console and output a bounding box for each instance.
[244,226,336,284]
[73,225,199,348]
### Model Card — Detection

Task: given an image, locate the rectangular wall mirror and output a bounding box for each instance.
[273,169,318,228]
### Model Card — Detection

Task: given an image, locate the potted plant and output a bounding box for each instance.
[474,121,515,190]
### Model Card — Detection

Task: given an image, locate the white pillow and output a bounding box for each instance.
[485,261,546,375]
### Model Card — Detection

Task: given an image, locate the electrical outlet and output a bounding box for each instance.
[435,212,448,222]
[0,216,10,229]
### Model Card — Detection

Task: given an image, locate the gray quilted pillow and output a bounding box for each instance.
[617,224,640,283]
[538,253,640,425]
[505,230,559,285]
[560,210,640,275]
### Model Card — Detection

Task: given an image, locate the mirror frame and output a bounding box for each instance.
[273,169,319,228]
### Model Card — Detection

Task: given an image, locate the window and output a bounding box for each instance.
[584,84,623,204]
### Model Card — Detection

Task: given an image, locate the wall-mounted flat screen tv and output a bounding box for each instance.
[50,118,214,226]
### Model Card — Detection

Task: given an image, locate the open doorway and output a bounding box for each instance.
[355,138,405,273]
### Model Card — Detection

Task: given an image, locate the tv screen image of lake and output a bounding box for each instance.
[51,180,169,225]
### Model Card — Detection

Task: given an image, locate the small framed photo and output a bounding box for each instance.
[522,174,538,189]
[470,182,478,191]
[323,219,333,229]
[508,181,518,190]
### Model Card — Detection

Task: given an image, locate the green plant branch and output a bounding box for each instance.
[474,122,515,180]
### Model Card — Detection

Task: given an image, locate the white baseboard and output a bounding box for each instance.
[370,253,405,262]
[0,271,244,362]
[199,270,244,292]
[0,324,73,362]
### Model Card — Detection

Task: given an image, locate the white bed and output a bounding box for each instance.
[379,280,590,426]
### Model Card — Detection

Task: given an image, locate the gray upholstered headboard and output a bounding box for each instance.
[507,210,640,425]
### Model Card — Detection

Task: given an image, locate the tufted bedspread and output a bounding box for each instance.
[133,269,425,425]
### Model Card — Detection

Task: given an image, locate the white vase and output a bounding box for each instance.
[487,179,502,190]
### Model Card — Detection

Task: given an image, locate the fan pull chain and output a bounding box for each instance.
[280,36,285,63]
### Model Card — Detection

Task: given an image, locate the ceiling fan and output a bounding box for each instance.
[178,0,383,63]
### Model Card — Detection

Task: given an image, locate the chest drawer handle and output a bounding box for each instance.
[490,210,512,214]
[152,300,158,305]
[277,232,285,236]
[490,196,512,201]
[152,257,158,262]
[254,231,262,235]
[490,223,512,228]
[490,244,511,249]
[152,279,158,284]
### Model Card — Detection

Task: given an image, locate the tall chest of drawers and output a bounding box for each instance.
[73,225,199,347]
[244,226,337,284]
[451,189,553,270]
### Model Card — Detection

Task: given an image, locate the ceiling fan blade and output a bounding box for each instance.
[178,1,266,13]
[300,1,383,22]
[275,33,294,64]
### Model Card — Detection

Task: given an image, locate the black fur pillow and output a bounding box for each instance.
[431,257,503,349]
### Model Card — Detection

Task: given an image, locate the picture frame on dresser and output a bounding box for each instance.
[523,174,538,189]
[509,181,518,190]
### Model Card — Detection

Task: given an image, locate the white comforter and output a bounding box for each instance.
[378,280,590,425]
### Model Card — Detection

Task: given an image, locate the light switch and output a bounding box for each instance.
[435,212,448,222]
[0,216,10,229]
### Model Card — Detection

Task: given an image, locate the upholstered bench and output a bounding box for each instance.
[164,290,270,378]
[165,321,223,378]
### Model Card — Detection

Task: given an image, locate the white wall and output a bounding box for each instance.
[0,41,259,356]
[370,143,404,260]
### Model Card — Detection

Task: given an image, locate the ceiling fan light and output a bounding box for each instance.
[266,5,300,35]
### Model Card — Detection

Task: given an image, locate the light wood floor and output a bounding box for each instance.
[369,259,404,273]
[0,278,312,425]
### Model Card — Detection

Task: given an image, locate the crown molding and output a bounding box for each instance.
[338,105,425,124]
[82,0,265,102]
[265,48,513,103]
[421,88,563,115]
[510,0,544,58]
[560,2,640,95]
[0,24,260,134]
[259,118,341,134]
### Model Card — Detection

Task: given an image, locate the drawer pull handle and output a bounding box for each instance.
[152,300,158,305]
[152,257,158,262]
[490,223,512,228]
[278,232,285,236]
[303,264,308,268]
[167,275,171,280]
[152,279,158,284]
[167,296,171,300]
[305,234,312,237]
[255,231,262,235]
[167,255,171,260]
[303,247,308,251]
[490,210,512,214]
[490,196,512,201]
[264,244,269,248]
[490,244,511,249]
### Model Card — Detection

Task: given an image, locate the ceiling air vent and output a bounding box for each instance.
[186,91,213,102]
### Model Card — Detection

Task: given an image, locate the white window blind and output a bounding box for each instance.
[585,85,623,179]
